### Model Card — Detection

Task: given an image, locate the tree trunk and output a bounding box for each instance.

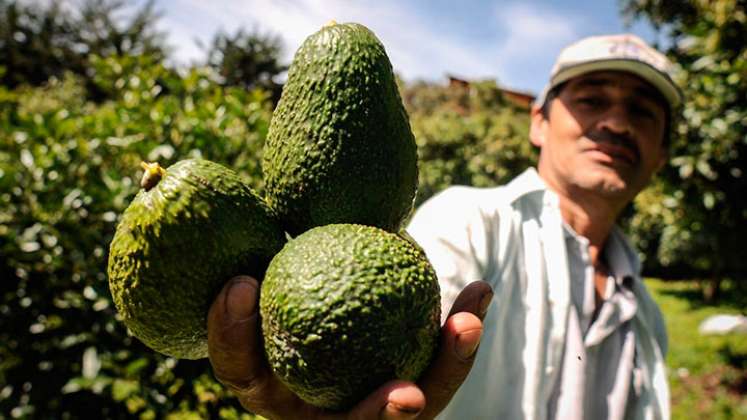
[701,274,723,304]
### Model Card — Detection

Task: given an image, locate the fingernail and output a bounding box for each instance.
[479,291,493,319]
[381,402,421,420]
[225,277,258,321]
[455,329,481,361]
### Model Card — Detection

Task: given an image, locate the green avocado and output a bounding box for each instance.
[262,22,418,235]
[260,224,441,410]
[107,159,286,359]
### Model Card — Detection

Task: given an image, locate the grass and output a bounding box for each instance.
[645,278,747,419]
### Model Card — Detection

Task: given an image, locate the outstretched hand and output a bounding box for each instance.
[207,276,493,420]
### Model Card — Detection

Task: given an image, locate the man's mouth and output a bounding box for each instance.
[584,130,640,166]
[589,142,639,165]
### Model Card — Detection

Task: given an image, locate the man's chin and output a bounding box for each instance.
[577,169,636,197]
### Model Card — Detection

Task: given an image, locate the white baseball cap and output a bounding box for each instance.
[535,34,683,111]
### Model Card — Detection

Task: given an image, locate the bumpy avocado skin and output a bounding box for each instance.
[263,22,418,235]
[107,159,286,360]
[260,224,441,410]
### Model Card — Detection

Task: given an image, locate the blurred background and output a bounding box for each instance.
[0,0,745,418]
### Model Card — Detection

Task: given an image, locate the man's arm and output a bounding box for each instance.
[207,275,492,420]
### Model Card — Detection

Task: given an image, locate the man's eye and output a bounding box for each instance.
[577,96,603,106]
[631,104,656,119]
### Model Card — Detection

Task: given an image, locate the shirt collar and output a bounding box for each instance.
[606,226,642,284]
[563,221,640,289]
[506,166,642,283]
[502,167,552,205]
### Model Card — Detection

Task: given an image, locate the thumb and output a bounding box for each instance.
[415,281,492,418]
[207,276,268,392]
[417,312,483,418]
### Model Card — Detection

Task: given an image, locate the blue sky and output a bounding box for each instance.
[148,0,663,95]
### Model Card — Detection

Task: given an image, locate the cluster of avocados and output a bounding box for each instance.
[107,21,441,411]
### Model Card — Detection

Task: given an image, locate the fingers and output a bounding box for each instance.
[343,281,494,420]
[343,380,425,420]
[448,280,493,319]
[207,277,428,420]
[208,276,313,419]
[415,281,492,419]
[416,312,483,419]
[207,278,494,420]
[207,276,268,393]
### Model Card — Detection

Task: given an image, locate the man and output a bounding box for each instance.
[207,33,680,419]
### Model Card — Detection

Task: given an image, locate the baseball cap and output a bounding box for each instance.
[535,34,683,111]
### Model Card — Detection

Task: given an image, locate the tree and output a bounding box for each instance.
[0,0,80,88]
[0,0,168,100]
[622,0,747,300]
[402,79,536,207]
[203,28,287,103]
[75,0,167,60]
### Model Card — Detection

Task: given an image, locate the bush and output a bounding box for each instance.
[402,79,536,206]
[0,55,270,418]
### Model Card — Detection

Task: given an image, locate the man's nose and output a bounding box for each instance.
[598,104,634,135]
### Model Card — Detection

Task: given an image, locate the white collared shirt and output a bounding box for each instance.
[547,225,641,420]
[407,168,669,420]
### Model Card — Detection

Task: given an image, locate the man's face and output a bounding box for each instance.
[530,70,669,203]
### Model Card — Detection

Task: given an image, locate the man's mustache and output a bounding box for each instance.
[585,130,640,163]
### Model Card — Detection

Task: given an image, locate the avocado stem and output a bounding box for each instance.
[140,161,165,191]
[324,20,338,28]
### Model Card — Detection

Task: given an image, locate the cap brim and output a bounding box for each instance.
[536,59,683,111]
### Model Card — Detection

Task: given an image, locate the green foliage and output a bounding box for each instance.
[0,0,80,89]
[203,27,287,103]
[402,79,536,206]
[0,55,269,418]
[0,0,167,100]
[623,0,747,286]
[76,0,167,60]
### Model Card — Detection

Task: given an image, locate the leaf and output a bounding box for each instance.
[61,377,89,394]
[125,358,150,376]
[82,347,101,379]
[112,379,139,401]
[679,162,694,179]
[703,192,716,209]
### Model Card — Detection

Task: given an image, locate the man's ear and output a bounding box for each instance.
[529,105,547,148]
